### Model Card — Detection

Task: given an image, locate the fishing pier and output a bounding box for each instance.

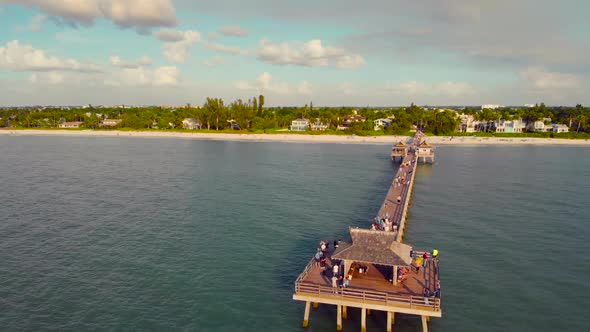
[293,132,440,331]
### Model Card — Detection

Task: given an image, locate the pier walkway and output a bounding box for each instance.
[293,132,440,332]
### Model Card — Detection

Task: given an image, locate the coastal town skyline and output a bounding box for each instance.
[0,1,589,106]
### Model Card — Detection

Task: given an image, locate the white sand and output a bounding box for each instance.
[1,129,589,145]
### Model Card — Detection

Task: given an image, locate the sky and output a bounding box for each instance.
[0,0,588,107]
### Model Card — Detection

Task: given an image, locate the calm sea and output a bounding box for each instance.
[0,136,589,332]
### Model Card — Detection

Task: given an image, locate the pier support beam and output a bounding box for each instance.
[393,266,398,285]
[421,315,429,332]
[336,305,342,331]
[313,302,319,310]
[303,301,310,328]
[342,306,348,319]
[386,312,393,332]
[361,308,367,332]
[367,309,372,316]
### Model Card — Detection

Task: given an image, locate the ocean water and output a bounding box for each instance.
[0,136,588,332]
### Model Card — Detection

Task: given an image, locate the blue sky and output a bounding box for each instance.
[0,0,588,106]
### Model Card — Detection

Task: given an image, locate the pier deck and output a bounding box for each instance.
[293,132,439,331]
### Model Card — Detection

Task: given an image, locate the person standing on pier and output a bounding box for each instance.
[423,252,429,267]
[432,248,439,261]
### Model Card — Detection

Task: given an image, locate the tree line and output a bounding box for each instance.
[1,97,589,135]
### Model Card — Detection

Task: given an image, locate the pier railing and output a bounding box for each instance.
[294,258,316,284]
[294,282,441,312]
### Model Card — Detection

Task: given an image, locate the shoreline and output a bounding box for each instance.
[1,129,590,145]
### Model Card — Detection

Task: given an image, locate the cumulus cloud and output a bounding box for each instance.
[107,66,180,86]
[4,0,177,31]
[0,40,100,72]
[202,41,248,55]
[520,66,582,90]
[110,55,152,68]
[256,39,365,69]
[218,25,248,37]
[154,29,201,63]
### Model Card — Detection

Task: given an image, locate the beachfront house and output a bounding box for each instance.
[290,118,310,131]
[458,114,478,133]
[551,124,569,133]
[99,119,122,127]
[374,116,395,130]
[310,118,329,131]
[58,121,83,128]
[182,118,202,130]
[495,118,525,133]
[527,118,552,132]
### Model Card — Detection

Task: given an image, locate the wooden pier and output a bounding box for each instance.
[293,131,440,331]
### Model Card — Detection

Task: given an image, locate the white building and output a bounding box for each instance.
[481,104,504,110]
[182,118,202,130]
[373,116,395,130]
[58,121,83,128]
[527,118,553,132]
[99,119,122,127]
[495,118,526,133]
[290,118,310,131]
[310,118,329,131]
[551,124,569,133]
[458,113,479,133]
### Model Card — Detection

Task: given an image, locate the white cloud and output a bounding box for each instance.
[154,29,201,63]
[336,55,365,69]
[107,66,180,86]
[30,71,65,84]
[203,56,226,68]
[256,39,365,69]
[154,28,184,42]
[0,40,100,72]
[4,0,177,31]
[297,81,312,95]
[521,66,582,90]
[202,41,248,55]
[235,72,313,95]
[110,55,152,68]
[219,25,248,37]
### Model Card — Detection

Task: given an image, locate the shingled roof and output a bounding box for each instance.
[419,141,432,147]
[332,228,413,267]
[394,141,407,147]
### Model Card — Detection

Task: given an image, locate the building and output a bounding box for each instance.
[458,114,478,133]
[290,118,310,131]
[58,121,83,128]
[99,119,122,127]
[182,118,202,130]
[527,118,552,132]
[481,104,504,110]
[495,118,526,133]
[374,116,395,130]
[551,124,569,133]
[416,141,435,163]
[343,114,366,125]
[310,118,329,131]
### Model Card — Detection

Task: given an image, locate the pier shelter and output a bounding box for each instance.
[294,228,441,332]
[416,141,435,163]
[390,141,408,161]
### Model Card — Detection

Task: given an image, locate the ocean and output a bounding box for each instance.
[0,136,589,331]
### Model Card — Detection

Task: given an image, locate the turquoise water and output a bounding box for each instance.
[0,136,589,331]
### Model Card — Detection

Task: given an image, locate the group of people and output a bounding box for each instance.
[371,216,399,232]
[314,240,341,268]
[410,249,439,273]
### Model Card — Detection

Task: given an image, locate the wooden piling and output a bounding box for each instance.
[303,301,310,327]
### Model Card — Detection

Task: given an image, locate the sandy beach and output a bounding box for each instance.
[1,129,589,145]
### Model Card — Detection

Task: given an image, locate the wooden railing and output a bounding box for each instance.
[294,282,441,311]
[294,257,316,284]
